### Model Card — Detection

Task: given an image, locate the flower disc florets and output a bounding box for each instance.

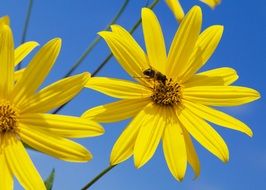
[151,79,181,106]
[0,101,18,133]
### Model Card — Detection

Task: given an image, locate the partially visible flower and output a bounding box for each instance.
[165,0,221,22]
[83,6,259,181]
[0,22,104,189]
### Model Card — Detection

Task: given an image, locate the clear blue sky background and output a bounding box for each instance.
[0,0,265,189]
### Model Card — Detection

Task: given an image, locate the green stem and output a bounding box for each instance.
[92,53,112,76]
[18,0,34,70]
[63,0,130,78]
[81,165,117,190]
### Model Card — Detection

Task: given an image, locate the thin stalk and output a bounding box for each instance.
[63,0,130,78]
[18,0,34,70]
[81,165,117,190]
[92,53,112,76]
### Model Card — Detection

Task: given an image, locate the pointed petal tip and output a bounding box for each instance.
[45,38,62,51]
[223,158,229,163]
[247,88,261,102]
[0,15,10,25]
[83,71,91,78]
[255,90,261,98]
[173,174,185,182]
[221,152,229,163]
[209,25,224,33]
[83,150,93,162]
[52,38,62,45]
[110,24,119,31]
[169,163,187,182]
[134,156,146,169]
[178,176,184,182]
[187,6,202,23]
[82,72,91,84]
[134,162,143,169]
[29,41,40,47]
[21,41,40,47]
[191,5,202,15]
[141,7,151,14]
[95,124,105,135]
[134,156,142,169]
[97,31,112,38]
[246,128,253,138]
[141,8,155,21]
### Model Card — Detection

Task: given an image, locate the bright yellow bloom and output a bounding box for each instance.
[83,6,260,181]
[0,22,104,189]
[165,0,221,22]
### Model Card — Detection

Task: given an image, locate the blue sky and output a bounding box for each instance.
[0,0,266,189]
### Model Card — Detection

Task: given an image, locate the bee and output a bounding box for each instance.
[143,68,167,85]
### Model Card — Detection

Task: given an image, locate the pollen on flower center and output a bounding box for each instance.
[151,79,181,106]
[0,102,18,133]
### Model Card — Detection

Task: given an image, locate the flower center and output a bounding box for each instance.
[151,79,181,106]
[0,102,17,133]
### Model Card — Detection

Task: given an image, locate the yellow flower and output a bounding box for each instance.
[165,0,221,22]
[83,6,260,181]
[0,22,104,189]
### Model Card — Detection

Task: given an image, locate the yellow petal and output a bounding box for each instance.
[142,8,167,73]
[3,133,45,190]
[164,0,184,22]
[182,128,200,178]
[183,100,253,137]
[14,68,25,81]
[85,77,152,99]
[98,31,148,80]
[0,151,13,190]
[82,98,150,123]
[200,0,221,9]
[0,25,14,98]
[177,106,229,162]
[19,113,104,138]
[14,41,39,66]
[182,86,260,106]
[20,125,92,162]
[20,72,90,113]
[0,16,10,26]
[134,104,165,168]
[166,6,202,80]
[110,25,148,74]
[162,107,187,181]
[11,38,61,106]
[110,104,154,165]
[182,25,224,82]
[184,67,238,87]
